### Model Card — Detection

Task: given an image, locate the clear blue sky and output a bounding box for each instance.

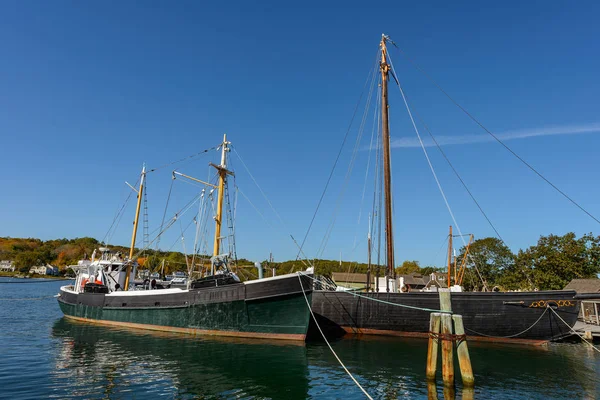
[1,1,599,266]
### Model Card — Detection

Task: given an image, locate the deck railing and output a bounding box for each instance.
[580,300,600,326]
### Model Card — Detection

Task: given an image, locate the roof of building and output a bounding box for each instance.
[332,272,374,284]
[400,274,427,286]
[564,279,600,293]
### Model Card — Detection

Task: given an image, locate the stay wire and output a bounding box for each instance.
[295,49,382,261]
[147,145,220,173]
[231,146,312,267]
[411,99,506,244]
[388,54,489,289]
[316,57,379,260]
[394,46,600,225]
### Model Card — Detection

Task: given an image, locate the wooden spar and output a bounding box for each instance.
[447,226,452,287]
[173,171,218,188]
[380,34,395,282]
[457,234,474,286]
[212,134,232,260]
[124,165,146,290]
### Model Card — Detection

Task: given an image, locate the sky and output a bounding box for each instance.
[1,1,599,266]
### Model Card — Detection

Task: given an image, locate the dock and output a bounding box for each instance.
[572,321,600,341]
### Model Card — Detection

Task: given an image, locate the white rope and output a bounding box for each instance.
[297,273,373,399]
[388,55,488,289]
[548,306,600,354]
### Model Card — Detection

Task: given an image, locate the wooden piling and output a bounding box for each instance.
[440,313,454,387]
[426,313,441,381]
[426,381,439,400]
[438,289,452,313]
[452,314,474,387]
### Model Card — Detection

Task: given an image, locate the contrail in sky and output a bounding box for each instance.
[389,122,600,148]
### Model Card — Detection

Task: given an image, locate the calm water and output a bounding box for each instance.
[0,278,598,399]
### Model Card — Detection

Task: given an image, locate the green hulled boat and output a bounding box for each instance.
[57,135,313,340]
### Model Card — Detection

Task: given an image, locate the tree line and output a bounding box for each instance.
[2,232,599,290]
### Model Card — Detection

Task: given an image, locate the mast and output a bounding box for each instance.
[380,34,395,283]
[124,165,146,290]
[212,134,232,259]
[447,225,453,288]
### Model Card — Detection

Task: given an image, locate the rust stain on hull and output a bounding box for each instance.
[64,315,306,341]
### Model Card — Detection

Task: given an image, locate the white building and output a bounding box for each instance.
[0,260,15,272]
[29,264,59,276]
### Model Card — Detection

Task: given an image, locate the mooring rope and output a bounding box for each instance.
[297,273,373,399]
[299,272,451,314]
[463,307,549,339]
[548,306,600,354]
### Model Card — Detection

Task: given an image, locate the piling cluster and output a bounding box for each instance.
[426,290,474,388]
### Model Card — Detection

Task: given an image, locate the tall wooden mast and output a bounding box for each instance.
[380,35,395,281]
[124,165,146,290]
[212,134,231,257]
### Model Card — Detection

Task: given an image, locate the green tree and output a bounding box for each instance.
[516,232,600,290]
[457,237,514,291]
[395,260,421,275]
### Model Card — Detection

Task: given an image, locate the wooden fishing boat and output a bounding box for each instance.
[58,135,312,341]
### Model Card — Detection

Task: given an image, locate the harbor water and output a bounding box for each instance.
[0,278,598,399]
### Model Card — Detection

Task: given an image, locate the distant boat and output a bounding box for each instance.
[311,35,584,344]
[58,135,313,341]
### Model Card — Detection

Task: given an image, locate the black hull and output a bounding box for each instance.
[312,290,580,343]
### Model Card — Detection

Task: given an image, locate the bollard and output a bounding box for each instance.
[452,315,474,387]
[440,313,454,387]
[426,313,441,381]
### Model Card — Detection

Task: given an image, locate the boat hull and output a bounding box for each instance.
[58,274,312,341]
[312,290,580,344]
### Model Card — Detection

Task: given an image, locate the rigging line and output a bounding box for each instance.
[295,49,382,261]
[147,145,220,173]
[412,108,505,244]
[231,149,312,267]
[102,177,138,244]
[153,175,175,257]
[191,190,206,271]
[297,274,374,400]
[316,59,379,260]
[548,306,600,354]
[352,87,381,252]
[389,55,488,289]
[394,46,600,226]
[236,186,310,269]
[103,176,140,245]
[131,192,204,260]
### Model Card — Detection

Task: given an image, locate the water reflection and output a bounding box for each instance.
[52,318,310,399]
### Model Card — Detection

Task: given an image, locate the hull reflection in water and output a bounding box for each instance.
[51,318,309,399]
